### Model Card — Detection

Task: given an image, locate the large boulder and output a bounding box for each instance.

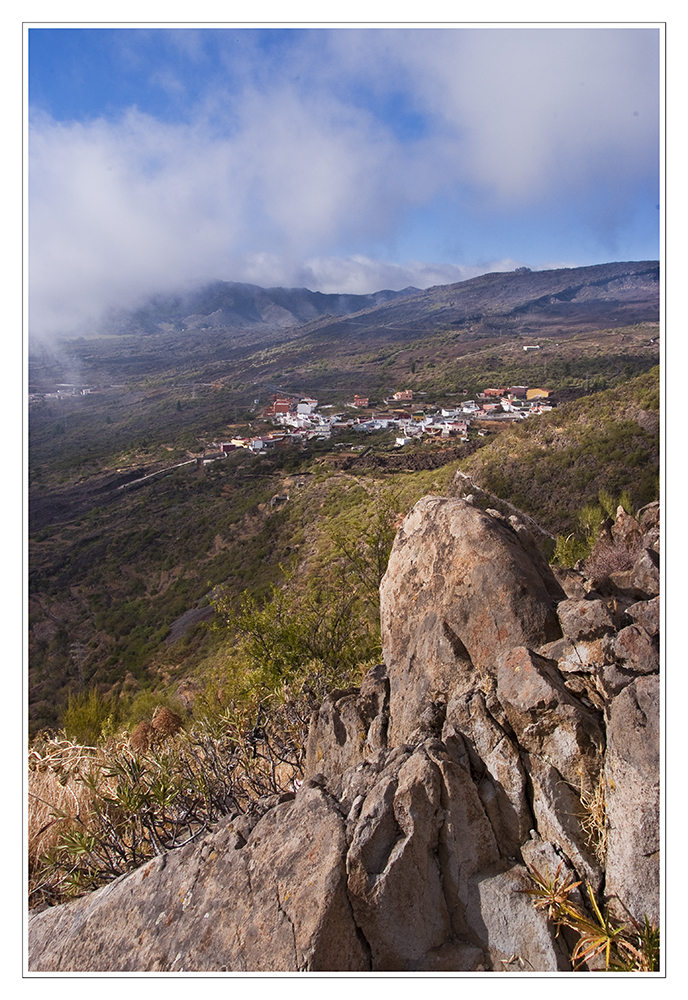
[380,497,565,746]
[29,784,368,972]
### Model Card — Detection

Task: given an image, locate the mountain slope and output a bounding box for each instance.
[292,260,659,346]
[106,282,421,335]
[453,367,659,535]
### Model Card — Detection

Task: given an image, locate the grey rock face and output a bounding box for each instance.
[540,634,615,676]
[446,690,533,856]
[611,508,643,549]
[496,646,604,791]
[465,865,571,971]
[613,624,659,675]
[608,549,660,601]
[552,566,588,600]
[305,664,389,781]
[625,596,660,636]
[605,674,660,925]
[557,598,616,642]
[346,744,453,969]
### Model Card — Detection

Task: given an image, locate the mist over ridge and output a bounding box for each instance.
[48,259,658,344]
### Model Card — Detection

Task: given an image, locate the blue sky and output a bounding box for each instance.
[28,25,661,337]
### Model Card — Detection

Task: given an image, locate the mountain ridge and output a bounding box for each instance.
[106,281,422,335]
[299,259,659,344]
[99,260,658,349]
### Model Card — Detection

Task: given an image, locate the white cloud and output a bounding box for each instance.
[29,92,450,335]
[28,27,659,338]
[321,28,659,204]
[292,255,520,294]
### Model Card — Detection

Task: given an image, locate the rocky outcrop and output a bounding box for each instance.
[305,664,390,781]
[28,497,660,972]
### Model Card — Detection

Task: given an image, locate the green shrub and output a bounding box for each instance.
[552,534,591,569]
[63,689,119,746]
[213,569,379,699]
[552,489,639,569]
[330,488,399,609]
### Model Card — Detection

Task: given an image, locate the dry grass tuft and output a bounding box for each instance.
[28,767,90,866]
[583,538,641,586]
[28,697,312,907]
[580,774,607,864]
[28,735,129,903]
[129,720,153,752]
[151,707,183,739]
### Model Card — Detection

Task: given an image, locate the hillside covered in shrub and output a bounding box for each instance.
[458,368,659,536]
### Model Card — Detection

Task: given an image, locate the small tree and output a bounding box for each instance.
[63,688,117,746]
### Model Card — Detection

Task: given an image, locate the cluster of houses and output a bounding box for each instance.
[218,385,555,454]
[30,385,93,403]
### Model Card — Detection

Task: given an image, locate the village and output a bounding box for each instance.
[214,384,556,456]
[28,374,559,480]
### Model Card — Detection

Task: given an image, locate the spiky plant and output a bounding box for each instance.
[518,862,582,923]
[567,886,630,970]
[520,864,660,972]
